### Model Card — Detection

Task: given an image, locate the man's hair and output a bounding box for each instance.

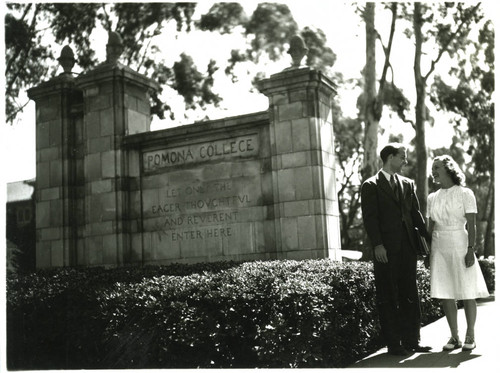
[380,143,406,164]
[433,155,466,186]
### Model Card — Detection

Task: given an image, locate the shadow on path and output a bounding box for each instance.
[351,350,481,368]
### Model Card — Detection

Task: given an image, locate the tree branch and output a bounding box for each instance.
[137,24,162,72]
[424,3,481,81]
[101,3,113,31]
[401,114,416,129]
[19,2,33,22]
[5,3,34,77]
[6,4,41,96]
[378,2,397,95]
[6,100,31,124]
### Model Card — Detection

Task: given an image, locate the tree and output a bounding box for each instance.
[354,3,488,259]
[5,3,56,123]
[430,19,494,256]
[357,2,398,260]
[5,3,336,125]
[409,2,483,214]
[334,107,364,251]
[5,2,201,122]
[359,2,398,182]
[335,126,364,251]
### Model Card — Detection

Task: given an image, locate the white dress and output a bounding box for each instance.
[426,185,489,300]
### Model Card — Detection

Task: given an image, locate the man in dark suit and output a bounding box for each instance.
[361,143,431,356]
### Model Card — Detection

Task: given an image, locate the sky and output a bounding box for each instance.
[1,0,498,184]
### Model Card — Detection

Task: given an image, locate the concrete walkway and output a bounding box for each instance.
[348,296,499,370]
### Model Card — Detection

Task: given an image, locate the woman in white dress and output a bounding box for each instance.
[427,155,489,352]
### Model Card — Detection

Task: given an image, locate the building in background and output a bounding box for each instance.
[6,179,36,272]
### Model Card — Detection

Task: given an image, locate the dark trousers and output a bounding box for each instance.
[373,230,421,349]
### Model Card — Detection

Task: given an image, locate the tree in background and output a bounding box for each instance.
[352,2,490,257]
[357,2,410,259]
[5,2,200,122]
[407,2,483,215]
[334,111,364,252]
[430,19,494,257]
[358,2,398,183]
[356,2,486,225]
[5,2,335,125]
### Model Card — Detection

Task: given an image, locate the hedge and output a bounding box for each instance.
[7,258,494,369]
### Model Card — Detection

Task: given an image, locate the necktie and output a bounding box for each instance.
[390,175,398,198]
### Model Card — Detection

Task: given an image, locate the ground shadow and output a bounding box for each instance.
[350,350,481,368]
[399,351,481,368]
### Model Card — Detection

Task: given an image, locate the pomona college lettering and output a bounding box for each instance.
[144,135,258,171]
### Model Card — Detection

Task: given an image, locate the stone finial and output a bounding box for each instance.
[106,31,124,64]
[288,35,308,68]
[58,45,75,74]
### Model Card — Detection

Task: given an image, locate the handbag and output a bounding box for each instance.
[414,227,430,255]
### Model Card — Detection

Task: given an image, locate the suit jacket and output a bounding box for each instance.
[361,171,427,254]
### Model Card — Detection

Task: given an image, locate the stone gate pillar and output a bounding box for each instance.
[73,32,159,266]
[28,46,82,267]
[258,38,342,260]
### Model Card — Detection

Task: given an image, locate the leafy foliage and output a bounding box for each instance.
[197,3,247,33]
[334,114,364,251]
[301,26,336,71]
[245,3,298,61]
[172,53,221,110]
[429,18,494,256]
[5,4,54,123]
[430,19,494,177]
[5,2,334,125]
[45,3,100,68]
[478,257,495,291]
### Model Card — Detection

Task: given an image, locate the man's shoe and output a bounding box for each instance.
[462,336,476,351]
[443,337,462,351]
[387,346,409,356]
[404,344,432,353]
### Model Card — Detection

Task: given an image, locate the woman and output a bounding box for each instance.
[426,155,489,352]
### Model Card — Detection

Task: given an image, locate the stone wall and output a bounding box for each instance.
[28,35,342,268]
[124,112,275,264]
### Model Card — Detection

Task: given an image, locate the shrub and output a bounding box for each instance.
[96,260,383,368]
[7,257,493,369]
[478,257,495,292]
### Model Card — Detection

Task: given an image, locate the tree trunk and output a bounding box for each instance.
[360,3,379,261]
[361,2,379,183]
[413,2,429,215]
[360,3,398,261]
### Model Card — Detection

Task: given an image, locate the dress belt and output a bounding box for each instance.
[434,224,465,231]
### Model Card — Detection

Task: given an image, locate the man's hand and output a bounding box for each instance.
[374,245,388,263]
[423,255,430,269]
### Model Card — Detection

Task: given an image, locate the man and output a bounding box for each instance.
[361,143,431,356]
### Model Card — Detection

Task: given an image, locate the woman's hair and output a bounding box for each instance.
[433,155,466,186]
[380,143,406,164]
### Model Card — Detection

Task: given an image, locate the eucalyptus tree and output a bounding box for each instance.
[430,19,494,256]
[358,2,398,183]
[357,2,406,259]
[406,2,483,214]
[5,2,201,123]
[5,2,335,124]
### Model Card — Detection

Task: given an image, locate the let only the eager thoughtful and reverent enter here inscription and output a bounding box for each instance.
[148,180,254,243]
[143,134,259,172]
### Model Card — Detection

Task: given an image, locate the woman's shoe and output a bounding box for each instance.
[462,336,476,351]
[443,337,462,351]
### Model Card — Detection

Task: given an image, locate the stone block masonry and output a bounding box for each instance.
[259,68,342,261]
[28,36,342,268]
